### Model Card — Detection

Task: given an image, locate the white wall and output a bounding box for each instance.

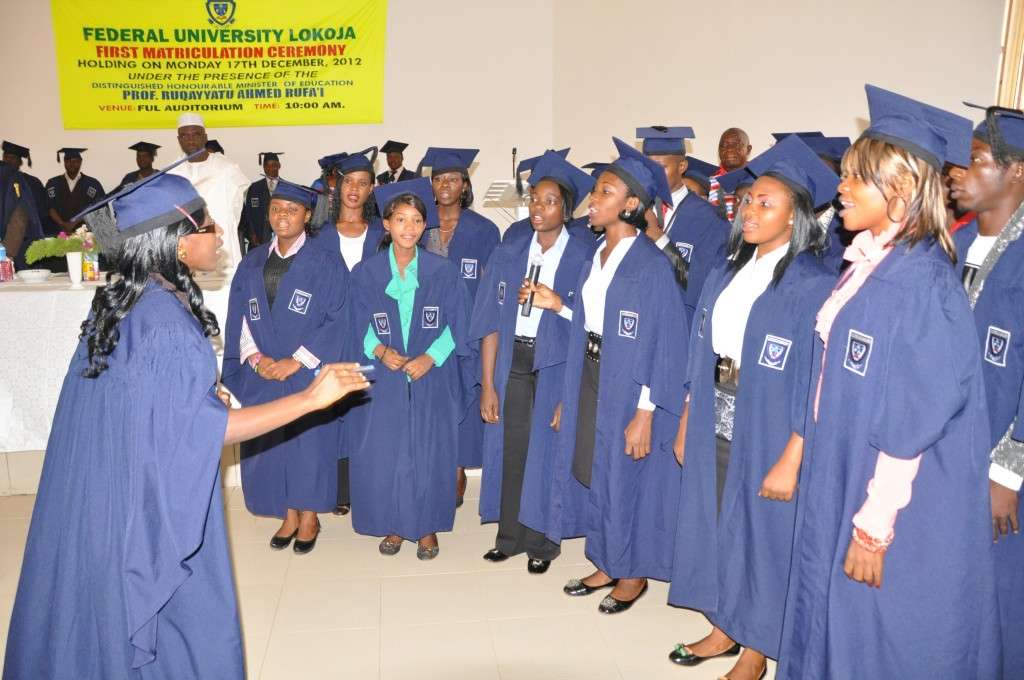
[552,0,1006,166]
[0,0,1006,218]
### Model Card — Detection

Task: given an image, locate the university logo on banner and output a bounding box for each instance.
[422,306,439,329]
[288,289,312,315]
[618,310,638,339]
[844,329,873,376]
[985,326,1011,368]
[206,1,236,25]
[758,334,792,371]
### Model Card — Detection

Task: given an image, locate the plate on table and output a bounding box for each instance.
[15,269,52,283]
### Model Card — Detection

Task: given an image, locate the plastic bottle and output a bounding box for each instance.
[0,245,15,282]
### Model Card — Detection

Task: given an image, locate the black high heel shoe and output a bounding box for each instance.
[269,528,297,551]
[668,641,741,667]
[292,518,321,555]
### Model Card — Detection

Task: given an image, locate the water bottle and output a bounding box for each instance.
[0,245,14,282]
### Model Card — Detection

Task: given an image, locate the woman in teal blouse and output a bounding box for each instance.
[347,178,472,560]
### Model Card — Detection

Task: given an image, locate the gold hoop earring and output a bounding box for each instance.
[886,195,908,223]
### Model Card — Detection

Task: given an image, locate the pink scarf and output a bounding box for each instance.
[815,225,900,345]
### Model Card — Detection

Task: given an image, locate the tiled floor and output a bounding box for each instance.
[0,478,777,679]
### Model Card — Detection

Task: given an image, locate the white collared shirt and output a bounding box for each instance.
[581,236,654,410]
[266,177,278,193]
[339,228,368,271]
[515,227,573,338]
[711,243,789,367]
[654,184,690,249]
[65,173,80,192]
[388,166,405,182]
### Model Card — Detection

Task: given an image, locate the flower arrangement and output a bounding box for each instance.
[25,226,100,264]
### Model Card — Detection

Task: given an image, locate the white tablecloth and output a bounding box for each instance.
[0,272,232,454]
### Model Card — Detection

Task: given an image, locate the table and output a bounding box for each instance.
[0,272,240,491]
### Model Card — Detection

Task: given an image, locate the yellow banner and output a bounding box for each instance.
[51,0,387,129]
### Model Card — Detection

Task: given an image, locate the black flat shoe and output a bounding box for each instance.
[292,519,321,555]
[598,582,648,614]
[269,529,297,550]
[668,642,741,667]
[483,548,510,562]
[332,503,350,516]
[527,558,551,574]
[563,577,618,596]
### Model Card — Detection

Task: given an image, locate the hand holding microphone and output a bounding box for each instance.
[520,255,543,317]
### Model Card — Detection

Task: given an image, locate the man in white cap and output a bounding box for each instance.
[167,112,249,268]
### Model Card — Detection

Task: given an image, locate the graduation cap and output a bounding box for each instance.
[527,151,595,211]
[71,150,207,251]
[336,146,378,175]
[636,126,695,156]
[964,102,1024,159]
[582,161,610,179]
[258,152,283,165]
[604,137,674,208]
[3,141,33,167]
[861,84,973,169]
[802,136,852,163]
[682,156,719,192]
[318,152,347,171]
[380,140,409,154]
[204,140,224,154]
[57,147,87,162]
[129,142,160,156]
[717,135,839,208]
[372,177,439,227]
[516,147,571,193]
[417,147,479,177]
[270,177,320,209]
[771,131,825,141]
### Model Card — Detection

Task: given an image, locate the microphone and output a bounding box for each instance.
[521,254,542,317]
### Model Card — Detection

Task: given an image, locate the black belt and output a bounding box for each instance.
[715,356,740,387]
[514,335,536,347]
[586,332,602,362]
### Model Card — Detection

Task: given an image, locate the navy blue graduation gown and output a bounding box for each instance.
[16,171,49,235]
[238,178,273,248]
[543,237,688,580]
[954,219,1024,678]
[222,242,350,517]
[669,253,833,658]
[307,219,386,462]
[308,218,386,268]
[421,209,500,468]
[1,167,44,269]
[665,191,729,326]
[468,230,593,526]
[376,168,417,185]
[778,240,1000,680]
[3,281,242,679]
[503,216,597,245]
[44,174,104,234]
[113,170,153,194]
[347,249,472,539]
